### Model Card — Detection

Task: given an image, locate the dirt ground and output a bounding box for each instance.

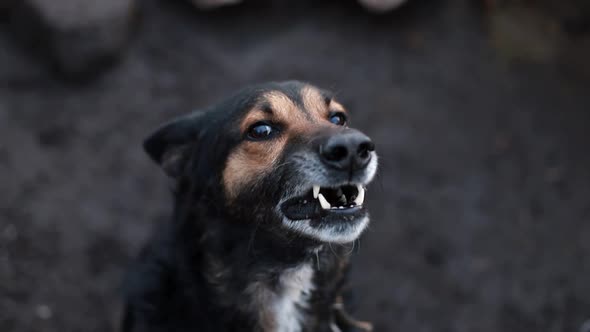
[1,1,590,331]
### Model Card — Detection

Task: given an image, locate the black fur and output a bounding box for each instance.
[123,82,373,332]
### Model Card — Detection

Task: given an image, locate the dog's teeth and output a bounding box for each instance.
[318,193,331,209]
[313,186,320,199]
[354,185,365,206]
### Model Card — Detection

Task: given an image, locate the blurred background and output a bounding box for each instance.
[1,0,589,331]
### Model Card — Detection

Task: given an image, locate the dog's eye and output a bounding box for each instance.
[247,122,275,140]
[329,112,347,126]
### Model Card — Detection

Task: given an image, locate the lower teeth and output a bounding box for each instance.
[331,203,356,210]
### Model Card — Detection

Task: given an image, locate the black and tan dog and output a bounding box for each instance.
[123,81,378,332]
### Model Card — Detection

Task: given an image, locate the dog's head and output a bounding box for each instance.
[144,81,377,244]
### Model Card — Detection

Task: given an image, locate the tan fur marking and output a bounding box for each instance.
[223,135,288,200]
[266,90,308,125]
[239,91,308,132]
[300,85,328,121]
[239,110,269,133]
[329,99,346,113]
[301,85,347,121]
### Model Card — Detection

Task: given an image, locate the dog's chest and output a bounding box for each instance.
[264,263,315,332]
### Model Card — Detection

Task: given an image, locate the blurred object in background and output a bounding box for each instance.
[482,0,590,76]
[358,0,408,13]
[5,0,138,80]
[1,0,589,84]
[0,0,415,82]
[488,4,564,63]
[189,0,243,10]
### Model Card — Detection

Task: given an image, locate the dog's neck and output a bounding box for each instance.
[175,203,346,331]
[187,208,322,270]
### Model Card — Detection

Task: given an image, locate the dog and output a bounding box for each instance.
[122,81,378,332]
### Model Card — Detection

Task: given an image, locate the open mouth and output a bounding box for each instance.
[280,184,366,221]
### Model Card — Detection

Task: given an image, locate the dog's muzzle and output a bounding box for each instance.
[277,129,378,243]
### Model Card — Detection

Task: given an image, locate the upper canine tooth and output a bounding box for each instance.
[354,185,365,206]
[318,193,331,209]
[313,185,320,199]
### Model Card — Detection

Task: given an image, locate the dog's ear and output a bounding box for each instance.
[143,112,205,177]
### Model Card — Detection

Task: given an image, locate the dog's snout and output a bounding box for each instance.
[320,131,375,171]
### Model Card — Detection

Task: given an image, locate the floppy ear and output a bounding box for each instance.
[143,112,205,177]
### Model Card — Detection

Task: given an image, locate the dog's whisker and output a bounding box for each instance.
[246,219,262,257]
[315,250,321,271]
[273,160,295,170]
[328,242,341,260]
[345,240,356,256]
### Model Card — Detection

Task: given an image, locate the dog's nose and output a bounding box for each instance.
[320,130,375,171]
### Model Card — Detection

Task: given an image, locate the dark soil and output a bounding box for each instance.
[1,1,589,331]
